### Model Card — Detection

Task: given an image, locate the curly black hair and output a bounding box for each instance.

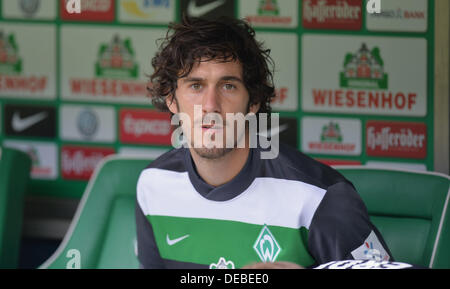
[148,16,276,116]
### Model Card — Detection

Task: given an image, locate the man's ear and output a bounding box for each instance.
[166,94,178,114]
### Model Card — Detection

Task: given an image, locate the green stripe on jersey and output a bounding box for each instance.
[148,215,315,268]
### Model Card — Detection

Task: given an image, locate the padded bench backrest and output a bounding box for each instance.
[0,147,31,268]
[40,156,153,269]
[336,167,450,268]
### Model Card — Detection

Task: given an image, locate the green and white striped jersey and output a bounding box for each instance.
[136,143,393,268]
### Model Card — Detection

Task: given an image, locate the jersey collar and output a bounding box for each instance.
[184,147,261,201]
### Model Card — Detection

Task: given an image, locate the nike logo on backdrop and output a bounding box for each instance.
[12,111,48,132]
[166,234,190,246]
[187,0,226,17]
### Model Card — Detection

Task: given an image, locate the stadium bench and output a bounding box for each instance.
[0,147,31,268]
[336,166,450,268]
[40,155,152,269]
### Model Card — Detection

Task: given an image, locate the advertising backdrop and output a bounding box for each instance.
[0,0,434,198]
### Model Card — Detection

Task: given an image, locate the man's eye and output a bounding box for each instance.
[223,83,236,90]
[191,83,202,90]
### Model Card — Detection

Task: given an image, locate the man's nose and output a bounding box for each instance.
[202,87,221,113]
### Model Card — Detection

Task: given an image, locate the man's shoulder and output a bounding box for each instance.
[137,148,188,193]
[144,147,187,173]
[263,143,348,190]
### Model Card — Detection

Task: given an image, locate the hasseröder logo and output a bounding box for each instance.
[366,121,427,159]
[303,0,361,23]
[367,127,425,151]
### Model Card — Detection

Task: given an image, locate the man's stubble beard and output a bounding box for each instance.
[192,146,234,160]
[190,125,246,160]
[176,96,252,160]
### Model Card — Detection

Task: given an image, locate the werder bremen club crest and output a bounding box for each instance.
[340,43,388,90]
[253,225,281,263]
[95,34,138,79]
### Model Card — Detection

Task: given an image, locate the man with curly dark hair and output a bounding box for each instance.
[136,16,393,269]
[148,16,276,161]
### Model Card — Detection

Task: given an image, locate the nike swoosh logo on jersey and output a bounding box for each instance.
[187,0,226,17]
[166,234,190,246]
[12,111,48,132]
[257,123,289,138]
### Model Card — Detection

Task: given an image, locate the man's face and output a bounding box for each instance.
[167,59,259,159]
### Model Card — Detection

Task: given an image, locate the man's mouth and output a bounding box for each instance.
[201,124,223,131]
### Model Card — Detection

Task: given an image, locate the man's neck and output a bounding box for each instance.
[189,147,250,187]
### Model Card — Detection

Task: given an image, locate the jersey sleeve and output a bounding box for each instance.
[307,181,394,266]
[135,173,165,269]
[135,201,165,268]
